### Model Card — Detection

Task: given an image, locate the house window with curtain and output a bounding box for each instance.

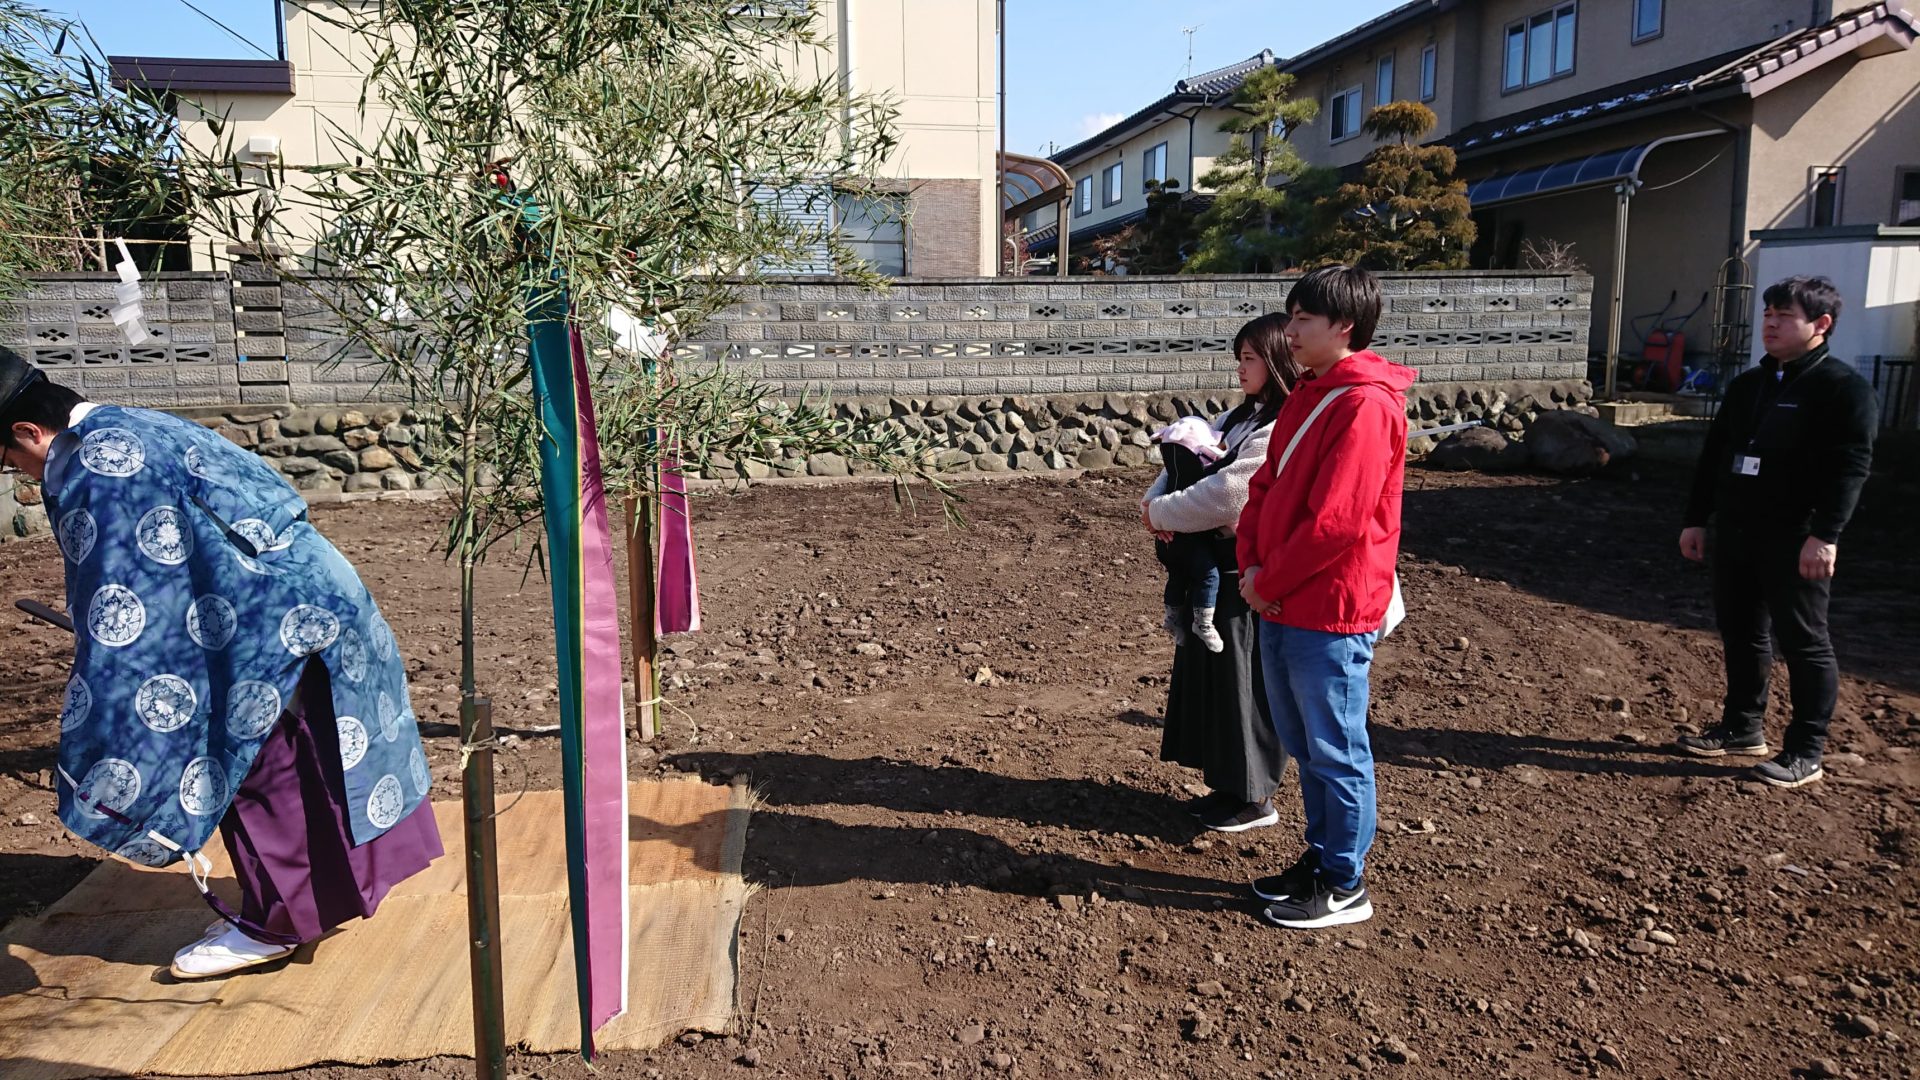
[836,191,906,276]
[1103,162,1124,207]
[1632,0,1663,42]
[1420,44,1437,101]
[1504,2,1576,91]
[1143,142,1168,187]
[1809,167,1845,227]
[1330,84,1363,142]
[1075,176,1093,217]
[1895,167,1920,226]
[1376,53,1394,105]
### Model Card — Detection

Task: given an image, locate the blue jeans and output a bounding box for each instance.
[1257,621,1378,889]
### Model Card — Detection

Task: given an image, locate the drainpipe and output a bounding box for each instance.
[1604,180,1634,399]
[998,0,1007,275]
[838,0,856,143]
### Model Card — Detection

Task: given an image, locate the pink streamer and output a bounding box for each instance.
[655,456,702,635]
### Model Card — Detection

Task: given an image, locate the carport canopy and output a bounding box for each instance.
[1464,130,1721,208]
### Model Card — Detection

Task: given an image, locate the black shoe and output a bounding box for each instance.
[1200,799,1278,834]
[1751,751,1824,789]
[1182,790,1235,819]
[1261,874,1373,930]
[1251,848,1321,902]
[1676,725,1769,758]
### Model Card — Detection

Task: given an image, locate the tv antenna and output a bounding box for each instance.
[1181,25,1202,78]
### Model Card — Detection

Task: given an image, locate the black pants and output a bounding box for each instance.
[1154,442,1222,610]
[1711,528,1837,756]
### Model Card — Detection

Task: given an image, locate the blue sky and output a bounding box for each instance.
[48,0,1406,155]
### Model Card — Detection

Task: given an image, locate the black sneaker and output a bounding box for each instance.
[1751,751,1824,789]
[1676,725,1769,758]
[1261,874,1372,930]
[1200,799,1278,833]
[1251,849,1321,902]
[1182,791,1234,819]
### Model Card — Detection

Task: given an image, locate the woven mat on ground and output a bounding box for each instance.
[0,778,752,1079]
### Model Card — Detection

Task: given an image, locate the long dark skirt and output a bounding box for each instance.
[1159,537,1286,804]
[217,660,443,944]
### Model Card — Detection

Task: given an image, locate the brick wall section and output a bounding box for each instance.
[680,271,1595,399]
[907,179,984,278]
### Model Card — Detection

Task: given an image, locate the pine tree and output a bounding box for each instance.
[1183,66,1317,274]
[1302,101,1474,271]
[1118,178,1197,275]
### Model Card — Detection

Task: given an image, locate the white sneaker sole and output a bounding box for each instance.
[1204,808,1279,833]
[1755,766,1824,789]
[1261,900,1374,930]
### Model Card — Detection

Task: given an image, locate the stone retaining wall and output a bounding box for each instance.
[1,376,1593,539]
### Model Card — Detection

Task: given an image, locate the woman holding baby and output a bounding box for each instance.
[1140,313,1299,832]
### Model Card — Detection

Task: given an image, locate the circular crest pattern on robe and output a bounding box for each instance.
[47,406,431,861]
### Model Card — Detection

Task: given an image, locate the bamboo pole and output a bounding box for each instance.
[459,432,507,1079]
[625,495,658,740]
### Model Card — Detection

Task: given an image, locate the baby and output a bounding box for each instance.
[1151,415,1227,653]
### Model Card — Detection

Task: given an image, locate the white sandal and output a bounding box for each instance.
[170,925,295,979]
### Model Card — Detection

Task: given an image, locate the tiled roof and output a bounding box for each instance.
[1175,51,1278,96]
[1689,2,1918,95]
[1446,51,1746,152]
[1449,3,1918,154]
[1049,50,1277,167]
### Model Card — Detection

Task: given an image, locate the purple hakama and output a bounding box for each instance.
[216,662,442,944]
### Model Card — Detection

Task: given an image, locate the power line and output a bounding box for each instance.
[172,0,275,60]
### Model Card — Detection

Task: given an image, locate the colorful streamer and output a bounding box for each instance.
[528,312,630,1056]
[654,454,702,635]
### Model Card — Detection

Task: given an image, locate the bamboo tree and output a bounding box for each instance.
[181,1,956,1071]
[0,1,180,296]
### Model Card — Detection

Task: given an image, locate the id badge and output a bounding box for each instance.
[1732,454,1761,476]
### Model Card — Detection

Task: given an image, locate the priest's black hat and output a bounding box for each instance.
[0,345,43,419]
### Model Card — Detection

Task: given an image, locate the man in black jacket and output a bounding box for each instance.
[1676,275,1877,788]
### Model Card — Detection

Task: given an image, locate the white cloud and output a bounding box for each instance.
[1079,112,1127,138]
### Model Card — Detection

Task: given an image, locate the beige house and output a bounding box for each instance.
[1021,51,1278,268]
[1273,0,1920,388]
[113,0,1001,277]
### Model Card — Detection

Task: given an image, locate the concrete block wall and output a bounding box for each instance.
[0,272,241,408]
[677,272,1594,398]
[3,271,1592,409]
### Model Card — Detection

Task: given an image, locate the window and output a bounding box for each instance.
[1330,84,1363,142]
[1809,166,1844,227]
[1103,162,1123,207]
[837,192,905,276]
[1633,0,1663,42]
[1075,175,1093,217]
[1504,3,1576,91]
[1420,43,1437,101]
[750,183,834,274]
[1376,53,1395,106]
[1896,167,1920,226]
[1143,142,1168,187]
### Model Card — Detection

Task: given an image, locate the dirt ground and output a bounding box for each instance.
[3,450,1918,1080]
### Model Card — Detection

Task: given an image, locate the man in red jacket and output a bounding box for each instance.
[1236,265,1413,929]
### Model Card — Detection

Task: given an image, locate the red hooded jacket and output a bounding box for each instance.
[1236,349,1415,634]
